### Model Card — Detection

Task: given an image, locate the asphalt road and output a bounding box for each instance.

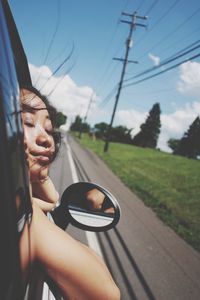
[50,132,200,300]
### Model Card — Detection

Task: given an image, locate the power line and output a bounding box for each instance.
[39,43,74,92]
[91,26,121,99]
[127,0,181,75]
[156,25,200,58]
[49,41,71,66]
[87,14,125,112]
[80,6,131,125]
[99,85,118,109]
[161,39,200,62]
[124,39,200,82]
[136,0,146,11]
[128,26,200,75]
[126,87,176,97]
[145,0,159,15]
[47,61,76,97]
[137,5,200,61]
[146,0,180,33]
[122,0,132,12]
[123,52,200,89]
[133,0,181,50]
[79,93,94,139]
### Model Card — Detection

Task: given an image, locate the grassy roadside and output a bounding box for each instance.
[73,132,200,252]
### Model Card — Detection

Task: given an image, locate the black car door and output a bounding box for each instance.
[0,1,32,299]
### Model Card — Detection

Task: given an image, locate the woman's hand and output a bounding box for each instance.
[26,152,59,211]
[31,175,59,211]
[27,153,49,183]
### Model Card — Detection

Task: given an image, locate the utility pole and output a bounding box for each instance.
[104,11,147,152]
[79,93,94,139]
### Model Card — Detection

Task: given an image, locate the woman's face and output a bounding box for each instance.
[20,89,55,181]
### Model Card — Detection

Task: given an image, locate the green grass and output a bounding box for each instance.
[73,132,200,252]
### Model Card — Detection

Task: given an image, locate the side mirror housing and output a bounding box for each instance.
[52,182,121,232]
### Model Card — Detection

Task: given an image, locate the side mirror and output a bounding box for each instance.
[56,182,121,232]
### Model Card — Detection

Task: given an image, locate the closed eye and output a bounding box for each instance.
[24,121,34,127]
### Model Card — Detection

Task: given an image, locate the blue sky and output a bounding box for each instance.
[9,0,200,151]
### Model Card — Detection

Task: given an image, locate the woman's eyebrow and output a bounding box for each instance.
[21,103,48,113]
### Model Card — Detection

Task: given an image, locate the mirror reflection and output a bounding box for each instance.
[68,187,115,227]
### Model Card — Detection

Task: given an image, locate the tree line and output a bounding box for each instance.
[69,103,200,160]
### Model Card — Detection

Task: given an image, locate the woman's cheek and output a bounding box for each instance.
[23,129,34,165]
[24,127,34,150]
[51,138,55,152]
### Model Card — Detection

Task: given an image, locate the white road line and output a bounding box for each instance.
[64,134,103,258]
[42,282,55,300]
[65,139,79,183]
[85,231,103,258]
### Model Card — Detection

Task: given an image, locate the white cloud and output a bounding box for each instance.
[148,53,160,66]
[160,102,200,151]
[177,61,200,96]
[116,109,147,136]
[29,63,98,126]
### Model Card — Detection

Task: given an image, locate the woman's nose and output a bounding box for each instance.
[36,131,53,149]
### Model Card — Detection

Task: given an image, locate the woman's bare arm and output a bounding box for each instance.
[31,203,120,300]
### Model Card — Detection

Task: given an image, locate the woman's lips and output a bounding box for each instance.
[27,153,51,165]
[36,155,50,164]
